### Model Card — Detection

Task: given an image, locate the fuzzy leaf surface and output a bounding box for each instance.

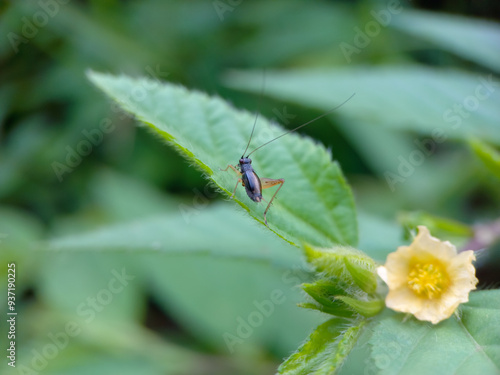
[278,318,364,375]
[340,290,500,375]
[88,71,358,247]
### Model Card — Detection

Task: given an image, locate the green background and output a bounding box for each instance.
[1,1,499,374]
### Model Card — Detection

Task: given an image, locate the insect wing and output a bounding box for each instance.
[242,170,262,202]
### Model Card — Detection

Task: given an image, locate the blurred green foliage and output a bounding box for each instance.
[1,0,499,374]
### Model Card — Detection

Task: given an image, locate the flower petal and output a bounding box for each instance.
[385,287,424,315]
[384,247,412,288]
[377,266,388,283]
[414,298,457,324]
[378,226,478,324]
[413,226,457,260]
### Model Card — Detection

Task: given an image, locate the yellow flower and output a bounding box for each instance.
[377,226,478,324]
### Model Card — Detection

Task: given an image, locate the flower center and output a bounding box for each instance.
[407,261,449,299]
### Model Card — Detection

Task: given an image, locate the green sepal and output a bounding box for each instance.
[301,279,356,317]
[343,257,377,294]
[298,302,357,318]
[303,243,377,294]
[335,296,384,318]
[301,279,384,318]
[302,279,349,303]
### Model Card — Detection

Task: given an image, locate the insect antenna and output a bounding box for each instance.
[246,92,356,158]
[241,70,267,158]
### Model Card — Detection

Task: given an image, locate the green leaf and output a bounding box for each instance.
[391,10,500,73]
[224,67,500,145]
[278,318,364,375]
[231,2,356,67]
[340,290,500,375]
[90,168,179,221]
[460,290,500,368]
[37,253,144,322]
[303,244,377,294]
[143,251,320,355]
[322,322,365,375]
[469,138,500,180]
[45,204,303,268]
[14,307,219,375]
[397,210,473,245]
[43,204,321,354]
[87,71,358,248]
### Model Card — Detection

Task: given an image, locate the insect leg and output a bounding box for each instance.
[230,178,242,199]
[260,178,285,226]
[220,165,242,199]
[219,164,240,174]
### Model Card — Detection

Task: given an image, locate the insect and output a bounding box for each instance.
[222,93,355,227]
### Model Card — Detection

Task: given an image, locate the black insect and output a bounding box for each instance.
[222,93,355,226]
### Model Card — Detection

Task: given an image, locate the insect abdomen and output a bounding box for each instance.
[242,170,262,202]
